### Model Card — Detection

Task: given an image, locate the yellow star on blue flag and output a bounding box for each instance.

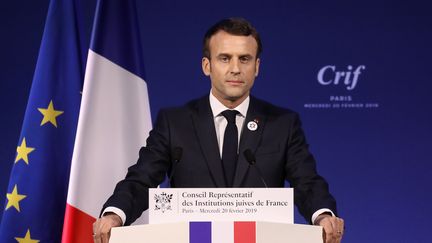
[5,185,26,212]
[15,138,35,165]
[37,100,64,127]
[15,229,39,243]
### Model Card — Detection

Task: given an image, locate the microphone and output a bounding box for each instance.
[169,147,183,181]
[243,149,268,188]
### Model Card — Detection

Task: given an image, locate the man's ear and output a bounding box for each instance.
[202,57,211,76]
[255,58,260,77]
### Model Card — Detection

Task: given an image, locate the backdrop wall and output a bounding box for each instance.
[1,1,431,242]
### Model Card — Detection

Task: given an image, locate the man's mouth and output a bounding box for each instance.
[226,80,243,84]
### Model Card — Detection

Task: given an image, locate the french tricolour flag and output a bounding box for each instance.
[190,222,256,243]
[62,0,152,242]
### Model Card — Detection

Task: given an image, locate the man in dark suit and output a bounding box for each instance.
[93,18,344,243]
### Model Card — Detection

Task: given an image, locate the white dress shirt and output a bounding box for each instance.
[209,91,249,157]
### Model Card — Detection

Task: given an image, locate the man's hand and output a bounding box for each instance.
[315,214,344,243]
[93,213,123,243]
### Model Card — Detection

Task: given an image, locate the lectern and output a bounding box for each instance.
[109,188,323,242]
[110,221,323,243]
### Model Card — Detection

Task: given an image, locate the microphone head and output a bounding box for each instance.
[172,147,183,162]
[243,149,256,165]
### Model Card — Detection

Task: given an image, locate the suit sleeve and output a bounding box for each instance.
[101,109,172,225]
[284,112,337,223]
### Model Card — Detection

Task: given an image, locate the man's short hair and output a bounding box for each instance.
[202,17,262,59]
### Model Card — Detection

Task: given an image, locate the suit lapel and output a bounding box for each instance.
[234,97,267,187]
[191,96,226,187]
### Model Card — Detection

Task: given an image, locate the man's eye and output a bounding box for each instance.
[219,56,229,62]
[240,57,250,63]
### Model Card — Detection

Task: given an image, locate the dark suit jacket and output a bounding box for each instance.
[102,95,337,225]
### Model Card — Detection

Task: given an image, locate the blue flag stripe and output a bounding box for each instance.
[90,0,146,80]
[190,222,212,243]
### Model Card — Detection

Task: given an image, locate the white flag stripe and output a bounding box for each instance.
[212,221,234,243]
[67,50,152,217]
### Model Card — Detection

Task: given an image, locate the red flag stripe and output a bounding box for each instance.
[62,204,96,243]
[234,221,256,243]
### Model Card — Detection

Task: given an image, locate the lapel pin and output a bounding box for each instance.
[247,120,258,131]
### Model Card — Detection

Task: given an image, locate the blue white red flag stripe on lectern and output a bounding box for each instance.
[62,0,152,242]
[189,222,256,243]
[0,0,85,242]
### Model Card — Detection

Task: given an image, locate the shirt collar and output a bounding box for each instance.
[209,90,249,118]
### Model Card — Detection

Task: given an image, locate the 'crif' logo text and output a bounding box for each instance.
[317,65,366,90]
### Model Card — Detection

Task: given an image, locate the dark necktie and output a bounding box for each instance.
[221,110,239,187]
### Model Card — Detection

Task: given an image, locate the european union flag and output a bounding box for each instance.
[0,0,87,242]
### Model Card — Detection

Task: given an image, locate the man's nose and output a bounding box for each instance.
[229,59,241,74]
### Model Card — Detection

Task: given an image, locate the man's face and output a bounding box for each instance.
[202,31,260,106]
